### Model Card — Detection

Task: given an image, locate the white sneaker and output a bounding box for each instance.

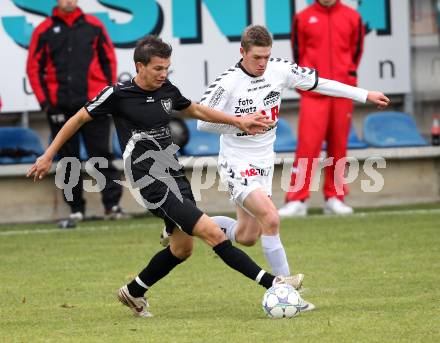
[324,197,354,215]
[278,201,307,218]
[273,274,304,290]
[117,285,152,318]
[69,211,84,221]
[159,227,170,247]
[104,205,130,220]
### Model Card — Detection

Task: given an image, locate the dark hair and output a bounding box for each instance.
[241,25,273,52]
[133,35,172,67]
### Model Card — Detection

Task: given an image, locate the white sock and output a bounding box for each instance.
[261,234,290,276]
[211,216,237,242]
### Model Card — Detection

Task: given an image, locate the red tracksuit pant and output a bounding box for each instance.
[285,95,353,202]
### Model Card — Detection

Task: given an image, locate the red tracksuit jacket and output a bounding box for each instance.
[291,0,365,95]
[27,7,117,112]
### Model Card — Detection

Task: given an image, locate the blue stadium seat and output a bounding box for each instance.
[79,135,88,161]
[322,125,367,150]
[113,131,123,159]
[180,119,220,156]
[0,127,44,164]
[347,125,368,149]
[363,112,428,147]
[274,118,297,152]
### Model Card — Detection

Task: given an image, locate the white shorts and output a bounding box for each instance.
[218,158,274,208]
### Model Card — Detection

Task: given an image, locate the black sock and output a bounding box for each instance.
[127,246,185,297]
[213,240,275,289]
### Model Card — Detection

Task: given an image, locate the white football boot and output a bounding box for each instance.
[273,274,315,312]
[324,197,354,215]
[274,274,304,290]
[117,285,152,318]
[278,201,307,218]
[298,299,316,312]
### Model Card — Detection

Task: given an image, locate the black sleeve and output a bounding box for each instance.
[170,83,191,110]
[84,85,115,118]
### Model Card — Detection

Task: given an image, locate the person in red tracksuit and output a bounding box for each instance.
[278,0,365,217]
[27,0,123,224]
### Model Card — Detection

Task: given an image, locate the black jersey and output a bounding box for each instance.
[85,78,191,153]
[85,78,203,233]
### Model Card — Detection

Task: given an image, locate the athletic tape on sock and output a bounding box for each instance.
[135,276,149,290]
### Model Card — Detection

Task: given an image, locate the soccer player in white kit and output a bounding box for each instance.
[197,25,390,289]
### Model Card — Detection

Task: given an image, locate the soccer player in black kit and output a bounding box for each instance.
[27,35,311,317]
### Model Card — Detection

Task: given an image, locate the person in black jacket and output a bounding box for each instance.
[26,0,123,222]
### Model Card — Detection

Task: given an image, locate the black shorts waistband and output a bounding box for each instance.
[131,126,171,140]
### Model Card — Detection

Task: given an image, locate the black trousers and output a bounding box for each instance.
[48,110,122,214]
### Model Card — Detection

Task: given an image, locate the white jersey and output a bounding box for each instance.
[199,58,319,162]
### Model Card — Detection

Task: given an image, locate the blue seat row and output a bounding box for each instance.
[0,127,44,164]
[51,132,123,161]
[0,112,428,164]
[180,112,428,156]
[363,111,428,147]
[0,127,123,164]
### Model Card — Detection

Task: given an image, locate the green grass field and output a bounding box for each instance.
[1,206,439,342]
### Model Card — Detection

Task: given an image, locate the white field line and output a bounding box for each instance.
[284,208,440,220]
[1,208,439,236]
[0,222,158,236]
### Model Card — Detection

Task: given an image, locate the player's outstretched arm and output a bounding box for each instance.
[311,78,390,109]
[26,108,93,181]
[182,103,273,135]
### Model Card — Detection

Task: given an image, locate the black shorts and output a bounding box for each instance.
[140,176,204,235]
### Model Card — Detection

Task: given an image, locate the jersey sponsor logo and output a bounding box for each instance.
[263,91,281,107]
[247,83,271,92]
[262,105,280,121]
[251,78,265,84]
[239,167,270,178]
[235,106,257,114]
[161,98,173,114]
[131,126,171,140]
[238,98,253,106]
[236,124,276,136]
[235,98,256,114]
[208,86,225,107]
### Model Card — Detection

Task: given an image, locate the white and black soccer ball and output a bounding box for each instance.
[262,284,302,319]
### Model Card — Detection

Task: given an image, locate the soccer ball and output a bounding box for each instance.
[262,284,302,318]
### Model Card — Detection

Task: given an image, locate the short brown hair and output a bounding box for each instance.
[241,25,273,52]
[133,35,172,66]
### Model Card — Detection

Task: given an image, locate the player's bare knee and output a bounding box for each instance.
[173,246,193,260]
[240,235,259,246]
[170,241,193,260]
[193,214,227,247]
[261,210,280,235]
[204,224,227,246]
